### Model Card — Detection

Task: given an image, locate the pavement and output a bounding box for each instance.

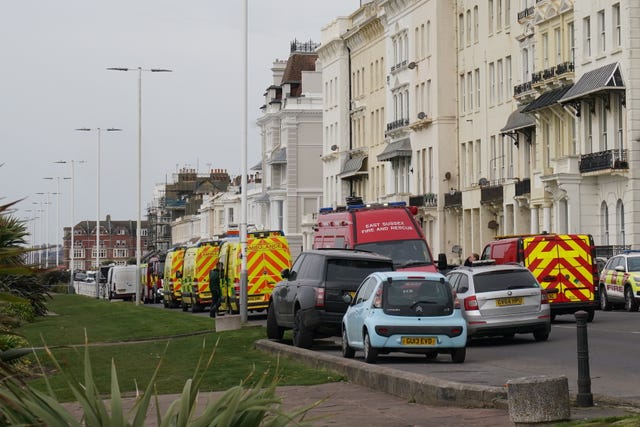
[62,338,640,426]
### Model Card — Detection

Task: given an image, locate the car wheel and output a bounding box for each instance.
[191,302,202,313]
[181,302,189,312]
[292,310,313,349]
[363,331,378,364]
[424,351,438,361]
[624,286,639,312]
[533,329,549,342]
[550,313,557,322]
[163,298,169,308]
[586,308,595,322]
[451,347,466,363]
[600,287,612,311]
[341,327,355,359]
[266,304,285,341]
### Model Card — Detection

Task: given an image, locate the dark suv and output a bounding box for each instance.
[267,249,394,348]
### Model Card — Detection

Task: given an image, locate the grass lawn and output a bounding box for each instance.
[17,294,343,401]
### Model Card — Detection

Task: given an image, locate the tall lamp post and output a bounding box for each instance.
[76,127,121,298]
[43,176,71,267]
[107,66,172,305]
[35,192,55,268]
[54,160,84,292]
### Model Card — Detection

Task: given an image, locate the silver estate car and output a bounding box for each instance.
[446,263,551,341]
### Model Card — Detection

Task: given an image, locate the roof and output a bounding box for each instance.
[280,53,317,85]
[560,62,624,103]
[340,155,368,178]
[250,161,262,171]
[254,193,270,203]
[267,147,286,164]
[521,85,573,113]
[500,105,535,133]
[304,249,393,262]
[377,138,412,161]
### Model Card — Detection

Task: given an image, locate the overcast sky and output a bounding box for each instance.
[1,1,358,246]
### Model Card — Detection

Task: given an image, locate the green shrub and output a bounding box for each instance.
[0,337,320,426]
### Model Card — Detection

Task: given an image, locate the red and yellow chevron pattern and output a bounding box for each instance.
[523,235,595,304]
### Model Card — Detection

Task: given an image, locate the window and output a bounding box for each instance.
[568,22,575,64]
[459,14,464,49]
[522,48,529,81]
[466,9,471,45]
[489,62,495,105]
[467,71,473,111]
[586,105,593,152]
[505,0,511,28]
[584,17,591,57]
[488,0,494,34]
[497,0,502,30]
[600,100,608,151]
[601,201,609,245]
[497,59,504,102]
[73,248,84,258]
[505,57,511,100]
[141,229,148,237]
[542,33,549,68]
[613,3,621,48]
[598,10,606,54]
[617,199,625,246]
[460,74,466,113]
[92,248,106,259]
[475,68,481,109]
[113,248,128,258]
[474,6,479,42]
[616,95,624,151]
[554,28,561,65]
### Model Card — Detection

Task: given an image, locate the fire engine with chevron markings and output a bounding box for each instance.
[217,230,291,314]
[481,233,599,322]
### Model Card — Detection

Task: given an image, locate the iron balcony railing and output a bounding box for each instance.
[531,61,574,84]
[444,191,462,207]
[579,149,628,173]
[386,118,410,132]
[515,178,531,196]
[514,81,532,96]
[481,185,503,203]
[409,193,437,208]
[517,6,534,21]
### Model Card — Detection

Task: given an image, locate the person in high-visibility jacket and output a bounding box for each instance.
[209,262,223,318]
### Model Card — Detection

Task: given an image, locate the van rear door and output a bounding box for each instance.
[523,234,595,306]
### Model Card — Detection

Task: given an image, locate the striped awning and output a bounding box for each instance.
[521,85,573,113]
[340,155,368,179]
[500,105,535,133]
[377,138,412,161]
[560,62,624,103]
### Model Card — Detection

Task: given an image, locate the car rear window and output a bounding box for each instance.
[325,259,393,283]
[473,269,539,293]
[383,279,453,316]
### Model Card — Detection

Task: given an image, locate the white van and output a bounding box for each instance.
[106,265,139,301]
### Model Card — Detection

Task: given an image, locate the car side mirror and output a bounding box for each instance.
[342,293,353,304]
[614,265,625,272]
[281,268,290,279]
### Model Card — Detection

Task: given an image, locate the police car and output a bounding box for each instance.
[598,251,640,312]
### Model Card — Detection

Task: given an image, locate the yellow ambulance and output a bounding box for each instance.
[162,246,186,308]
[218,230,291,314]
[181,240,223,313]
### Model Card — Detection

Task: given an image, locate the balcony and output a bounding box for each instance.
[444,191,462,207]
[409,193,437,208]
[531,62,574,89]
[481,185,503,204]
[517,6,534,22]
[385,119,410,135]
[579,149,628,173]
[515,178,531,196]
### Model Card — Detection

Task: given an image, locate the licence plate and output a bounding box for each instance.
[496,297,524,306]
[401,336,436,345]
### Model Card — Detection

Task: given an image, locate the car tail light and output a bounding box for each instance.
[234,285,240,297]
[540,289,549,304]
[315,287,325,308]
[373,287,383,308]
[464,295,479,311]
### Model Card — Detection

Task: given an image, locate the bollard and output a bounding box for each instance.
[575,311,593,407]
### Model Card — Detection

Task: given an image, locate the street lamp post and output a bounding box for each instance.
[35,192,54,268]
[76,128,121,298]
[44,176,70,267]
[54,160,85,293]
[107,66,172,305]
